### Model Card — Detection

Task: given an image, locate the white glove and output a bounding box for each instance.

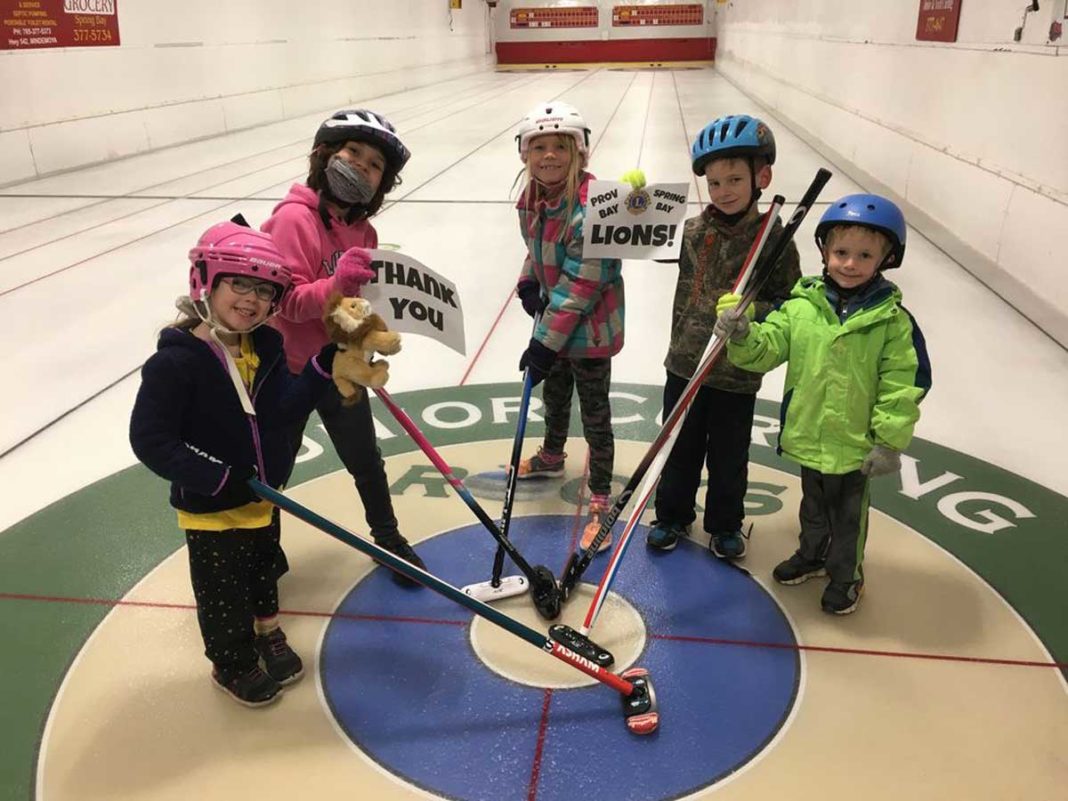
[713,307,751,342]
[861,444,901,477]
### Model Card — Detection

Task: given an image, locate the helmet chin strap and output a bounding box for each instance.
[181,295,262,415]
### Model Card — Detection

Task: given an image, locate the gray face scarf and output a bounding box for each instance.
[325,157,376,205]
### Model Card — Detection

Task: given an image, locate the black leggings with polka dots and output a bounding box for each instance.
[185,513,288,674]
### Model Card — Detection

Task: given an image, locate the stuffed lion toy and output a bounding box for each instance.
[323,292,402,405]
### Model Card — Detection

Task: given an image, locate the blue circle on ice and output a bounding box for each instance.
[321,515,800,800]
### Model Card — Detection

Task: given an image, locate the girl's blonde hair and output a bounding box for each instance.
[512,134,584,242]
[166,296,202,331]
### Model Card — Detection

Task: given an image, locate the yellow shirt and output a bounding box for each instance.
[177,335,275,531]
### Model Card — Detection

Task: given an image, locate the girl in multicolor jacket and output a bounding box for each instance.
[511,102,625,552]
[716,195,932,615]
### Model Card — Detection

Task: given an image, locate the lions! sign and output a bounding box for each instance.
[583,180,690,260]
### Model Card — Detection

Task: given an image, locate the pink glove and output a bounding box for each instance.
[333,247,376,295]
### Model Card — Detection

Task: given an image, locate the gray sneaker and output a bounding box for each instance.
[772,552,827,585]
[517,448,567,479]
[821,580,864,615]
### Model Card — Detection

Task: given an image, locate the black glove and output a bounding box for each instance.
[314,343,339,374]
[220,464,258,504]
[519,338,556,387]
[517,281,547,319]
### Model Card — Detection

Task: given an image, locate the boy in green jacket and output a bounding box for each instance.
[715,194,931,614]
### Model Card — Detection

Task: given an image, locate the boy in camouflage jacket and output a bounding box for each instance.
[646,115,800,560]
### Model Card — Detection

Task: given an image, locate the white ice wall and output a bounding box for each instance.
[0,0,490,183]
[712,1,1068,346]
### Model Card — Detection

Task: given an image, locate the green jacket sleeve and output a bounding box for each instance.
[870,314,926,451]
[726,304,793,374]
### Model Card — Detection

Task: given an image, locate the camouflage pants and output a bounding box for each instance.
[541,356,614,496]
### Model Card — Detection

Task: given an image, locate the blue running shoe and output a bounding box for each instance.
[646,521,688,551]
[709,529,748,560]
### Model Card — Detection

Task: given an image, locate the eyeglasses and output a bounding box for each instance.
[221,276,280,302]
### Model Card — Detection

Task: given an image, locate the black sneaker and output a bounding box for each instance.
[254,628,304,685]
[374,532,427,588]
[709,529,748,560]
[821,580,864,615]
[772,552,827,585]
[212,665,282,708]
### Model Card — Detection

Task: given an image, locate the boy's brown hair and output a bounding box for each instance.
[825,225,892,258]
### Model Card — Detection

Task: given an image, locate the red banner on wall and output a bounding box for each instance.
[510,6,598,29]
[613,4,703,27]
[916,0,962,43]
[1,0,120,50]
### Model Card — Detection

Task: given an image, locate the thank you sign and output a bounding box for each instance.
[362,250,466,355]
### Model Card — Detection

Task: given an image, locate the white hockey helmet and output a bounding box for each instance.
[516,102,591,166]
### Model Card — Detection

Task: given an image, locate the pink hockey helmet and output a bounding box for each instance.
[187,221,292,308]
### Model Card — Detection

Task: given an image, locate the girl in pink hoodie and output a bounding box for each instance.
[262,109,426,585]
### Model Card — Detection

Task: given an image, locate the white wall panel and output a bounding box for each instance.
[905,145,1013,263]
[0,129,35,184]
[0,1,490,182]
[29,112,152,175]
[999,188,1068,312]
[712,1,1068,345]
[143,99,228,151]
[849,116,913,200]
[222,90,287,133]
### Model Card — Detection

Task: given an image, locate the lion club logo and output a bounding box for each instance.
[625,188,651,215]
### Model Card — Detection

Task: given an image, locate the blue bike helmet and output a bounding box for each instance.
[815,194,907,269]
[691,114,776,176]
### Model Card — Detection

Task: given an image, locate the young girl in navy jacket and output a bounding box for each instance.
[130,220,340,707]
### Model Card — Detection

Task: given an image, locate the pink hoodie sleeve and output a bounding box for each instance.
[283,272,340,324]
[264,196,381,323]
[265,207,338,324]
